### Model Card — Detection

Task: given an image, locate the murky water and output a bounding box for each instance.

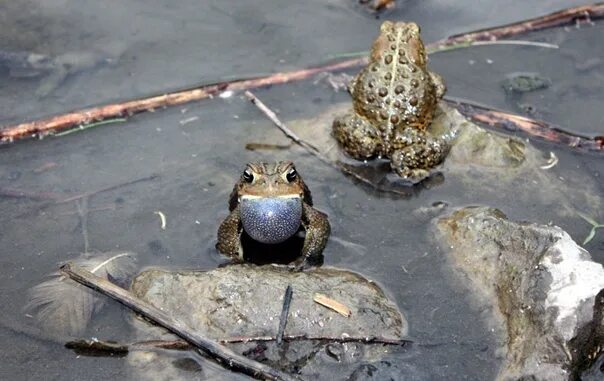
[0,1,602,380]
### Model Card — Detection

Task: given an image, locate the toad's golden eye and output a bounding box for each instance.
[286,167,297,182]
[242,169,254,183]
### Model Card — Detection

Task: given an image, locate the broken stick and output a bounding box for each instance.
[60,263,300,381]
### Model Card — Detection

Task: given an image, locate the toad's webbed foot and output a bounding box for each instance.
[390,127,449,181]
[332,113,381,160]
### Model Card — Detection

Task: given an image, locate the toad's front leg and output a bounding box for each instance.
[296,202,331,269]
[216,205,244,261]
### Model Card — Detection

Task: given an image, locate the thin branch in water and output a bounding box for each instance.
[76,197,90,253]
[219,334,410,346]
[467,40,559,49]
[0,188,64,201]
[65,334,412,356]
[343,39,560,60]
[60,263,300,381]
[58,204,117,216]
[446,97,604,152]
[427,39,559,54]
[90,252,133,274]
[244,91,320,154]
[58,174,159,204]
[429,3,604,50]
[245,142,292,151]
[65,339,129,357]
[276,285,293,346]
[53,118,127,137]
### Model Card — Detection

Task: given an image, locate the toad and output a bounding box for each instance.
[216,162,330,268]
[333,21,449,181]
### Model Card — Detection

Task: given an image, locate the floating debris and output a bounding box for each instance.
[244,142,291,151]
[313,293,352,317]
[25,252,137,336]
[154,211,167,230]
[540,152,559,169]
[578,213,604,245]
[179,116,199,126]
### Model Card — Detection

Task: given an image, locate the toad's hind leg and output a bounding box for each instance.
[390,127,448,181]
[332,112,381,160]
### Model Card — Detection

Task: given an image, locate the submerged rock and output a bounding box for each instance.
[501,72,551,95]
[127,264,407,380]
[284,102,600,218]
[436,206,604,381]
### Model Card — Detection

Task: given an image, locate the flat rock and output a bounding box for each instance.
[127,264,407,380]
[436,206,604,381]
[284,102,600,217]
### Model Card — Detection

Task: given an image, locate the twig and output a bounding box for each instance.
[65,335,412,356]
[58,204,117,216]
[244,91,320,154]
[277,285,293,346]
[65,339,129,357]
[245,142,292,151]
[53,118,127,137]
[431,3,604,49]
[57,174,159,204]
[76,197,90,253]
[313,293,352,317]
[447,97,604,152]
[60,263,300,381]
[2,4,603,144]
[220,334,410,345]
[0,188,64,201]
[335,39,558,60]
[90,252,132,274]
[428,40,559,54]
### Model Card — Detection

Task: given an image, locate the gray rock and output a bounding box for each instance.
[283,102,600,218]
[501,72,551,95]
[436,206,604,381]
[128,264,407,380]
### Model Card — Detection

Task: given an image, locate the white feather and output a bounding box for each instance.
[25,251,137,336]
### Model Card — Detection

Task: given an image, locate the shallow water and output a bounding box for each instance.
[0,1,603,380]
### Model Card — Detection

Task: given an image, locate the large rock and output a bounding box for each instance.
[127,264,407,380]
[436,206,604,380]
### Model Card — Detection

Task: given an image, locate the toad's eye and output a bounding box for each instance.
[286,167,297,182]
[242,169,254,183]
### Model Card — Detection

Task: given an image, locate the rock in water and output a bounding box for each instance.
[436,206,604,381]
[282,102,600,220]
[128,265,407,380]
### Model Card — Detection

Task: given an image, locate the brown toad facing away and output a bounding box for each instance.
[216,162,330,268]
[333,21,449,181]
